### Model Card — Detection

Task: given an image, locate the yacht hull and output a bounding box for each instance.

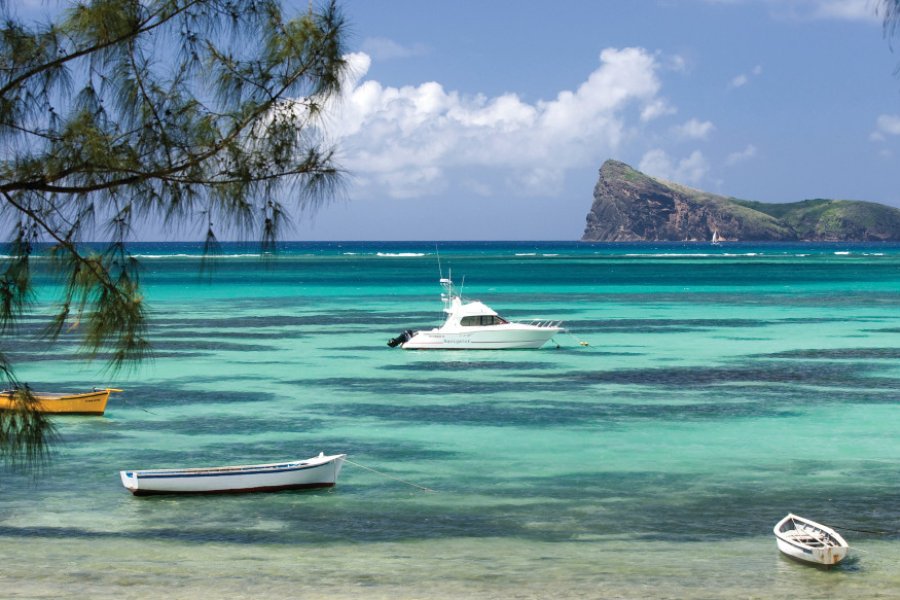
[402,326,559,350]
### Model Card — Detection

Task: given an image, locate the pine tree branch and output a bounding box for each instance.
[1,190,128,310]
[0,0,201,100]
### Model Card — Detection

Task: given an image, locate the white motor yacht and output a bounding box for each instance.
[388,276,561,350]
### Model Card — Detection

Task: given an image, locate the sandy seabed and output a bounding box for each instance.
[3,535,899,599]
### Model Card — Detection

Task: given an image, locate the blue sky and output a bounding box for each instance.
[297,0,900,240]
[14,1,900,240]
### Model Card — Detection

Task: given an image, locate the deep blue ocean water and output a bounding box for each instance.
[2,241,899,598]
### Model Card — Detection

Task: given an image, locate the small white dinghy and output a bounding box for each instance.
[120,452,346,496]
[773,513,849,567]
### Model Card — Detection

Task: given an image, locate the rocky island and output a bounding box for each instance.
[582,160,900,242]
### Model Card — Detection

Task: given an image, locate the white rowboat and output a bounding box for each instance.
[120,453,345,495]
[773,513,849,567]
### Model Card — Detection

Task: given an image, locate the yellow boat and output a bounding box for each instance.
[0,388,122,415]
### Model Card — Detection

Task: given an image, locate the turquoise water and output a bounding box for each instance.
[2,241,899,598]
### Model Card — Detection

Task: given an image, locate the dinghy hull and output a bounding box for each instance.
[773,513,849,566]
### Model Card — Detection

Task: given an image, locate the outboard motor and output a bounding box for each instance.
[387,329,415,348]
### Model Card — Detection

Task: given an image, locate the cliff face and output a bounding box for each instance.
[581,160,900,242]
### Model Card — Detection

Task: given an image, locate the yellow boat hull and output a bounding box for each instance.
[0,388,121,415]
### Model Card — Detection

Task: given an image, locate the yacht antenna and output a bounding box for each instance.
[436,245,453,314]
[435,244,443,280]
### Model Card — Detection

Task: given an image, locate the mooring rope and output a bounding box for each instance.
[343,458,436,493]
[118,397,160,416]
[556,328,589,348]
[831,524,899,536]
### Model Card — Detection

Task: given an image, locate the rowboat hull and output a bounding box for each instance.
[120,453,346,495]
[0,388,120,415]
[773,513,849,566]
[775,536,848,566]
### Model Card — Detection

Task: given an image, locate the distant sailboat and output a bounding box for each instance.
[711,230,722,245]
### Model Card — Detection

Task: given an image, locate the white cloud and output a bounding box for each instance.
[461,178,493,197]
[639,149,710,184]
[665,54,689,73]
[360,37,428,61]
[804,0,879,22]
[674,118,715,140]
[729,65,763,89]
[726,144,758,165]
[701,0,879,22]
[379,167,445,199]
[510,168,567,196]
[325,48,670,199]
[641,99,677,122]
[730,74,749,88]
[871,114,900,141]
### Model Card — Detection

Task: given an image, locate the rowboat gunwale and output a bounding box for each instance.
[127,458,339,479]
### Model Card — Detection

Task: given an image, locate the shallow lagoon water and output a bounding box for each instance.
[2,242,899,598]
[5,536,900,599]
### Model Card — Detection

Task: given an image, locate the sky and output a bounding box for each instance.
[13,0,900,240]
[293,0,900,240]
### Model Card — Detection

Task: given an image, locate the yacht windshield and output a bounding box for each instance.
[460,315,508,326]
